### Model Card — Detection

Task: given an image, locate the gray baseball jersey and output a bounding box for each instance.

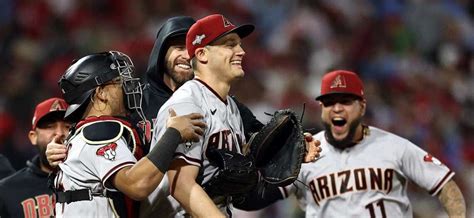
[281,126,454,218]
[146,79,245,217]
[54,118,138,217]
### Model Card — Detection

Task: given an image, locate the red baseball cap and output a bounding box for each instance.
[186,14,254,58]
[316,70,364,100]
[32,97,68,130]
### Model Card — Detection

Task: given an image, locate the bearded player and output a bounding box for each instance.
[0,98,70,217]
[290,70,465,217]
[238,70,466,217]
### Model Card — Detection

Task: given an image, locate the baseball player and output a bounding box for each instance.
[239,70,466,217]
[53,51,206,217]
[150,14,321,217]
[0,98,70,217]
[150,14,256,217]
[141,15,310,217]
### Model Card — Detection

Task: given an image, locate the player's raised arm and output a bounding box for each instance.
[113,109,205,200]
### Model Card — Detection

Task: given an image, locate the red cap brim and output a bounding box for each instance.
[209,24,255,45]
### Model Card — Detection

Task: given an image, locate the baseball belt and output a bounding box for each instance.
[56,189,109,204]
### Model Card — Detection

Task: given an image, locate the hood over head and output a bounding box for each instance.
[145,16,196,90]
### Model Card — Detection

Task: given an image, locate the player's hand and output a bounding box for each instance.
[166,108,206,143]
[303,132,321,163]
[46,135,67,167]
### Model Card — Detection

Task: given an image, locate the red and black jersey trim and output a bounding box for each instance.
[102,161,135,190]
[429,170,454,196]
[173,152,203,167]
[194,78,228,105]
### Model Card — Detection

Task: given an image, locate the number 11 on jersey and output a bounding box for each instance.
[365,200,386,218]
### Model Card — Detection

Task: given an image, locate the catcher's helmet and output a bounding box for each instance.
[59,51,145,122]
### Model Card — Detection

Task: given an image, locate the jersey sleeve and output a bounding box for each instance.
[280,164,310,210]
[81,137,137,191]
[151,101,206,167]
[399,140,454,196]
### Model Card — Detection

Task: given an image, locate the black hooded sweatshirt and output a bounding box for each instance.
[0,155,54,217]
[143,16,195,121]
[137,16,263,152]
[0,154,14,180]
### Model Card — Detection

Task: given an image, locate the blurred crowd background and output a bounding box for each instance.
[0,0,472,217]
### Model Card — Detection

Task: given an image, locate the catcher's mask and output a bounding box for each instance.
[59,51,145,123]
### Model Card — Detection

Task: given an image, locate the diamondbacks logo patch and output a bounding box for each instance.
[97,143,118,160]
[330,75,347,89]
[423,154,442,166]
[50,99,62,111]
[222,16,233,27]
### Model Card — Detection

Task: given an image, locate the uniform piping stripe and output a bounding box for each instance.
[174,152,202,167]
[194,78,228,105]
[279,186,289,198]
[429,170,454,195]
[102,161,135,189]
[108,198,119,217]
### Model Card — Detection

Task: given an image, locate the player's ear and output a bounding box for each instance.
[359,99,367,116]
[95,86,107,102]
[28,130,38,146]
[195,47,207,63]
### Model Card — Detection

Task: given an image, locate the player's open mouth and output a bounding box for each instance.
[332,117,346,127]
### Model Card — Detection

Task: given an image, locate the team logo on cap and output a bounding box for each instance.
[96,143,118,161]
[330,75,347,89]
[222,16,233,27]
[192,34,206,45]
[49,99,64,112]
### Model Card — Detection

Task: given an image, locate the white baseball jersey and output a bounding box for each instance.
[282,126,454,218]
[54,117,138,217]
[145,79,245,217]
